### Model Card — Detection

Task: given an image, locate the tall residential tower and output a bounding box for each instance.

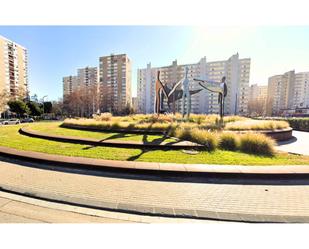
[266,70,309,116]
[0,35,28,103]
[99,54,132,113]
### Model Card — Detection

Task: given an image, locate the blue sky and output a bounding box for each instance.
[0,26,309,101]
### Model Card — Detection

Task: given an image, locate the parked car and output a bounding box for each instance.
[3,119,21,125]
[21,118,34,123]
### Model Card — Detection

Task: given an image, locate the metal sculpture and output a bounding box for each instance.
[182,67,191,118]
[154,71,168,114]
[154,68,202,116]
[193,76,227,120]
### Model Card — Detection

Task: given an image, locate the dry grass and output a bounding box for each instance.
[93,112,112,121]
[239,133,276,156]
[219,132,239,151]
[225,120,290,131]
[172,127,218,151]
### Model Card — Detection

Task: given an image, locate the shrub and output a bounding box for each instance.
[219,132,239,151]
[239,133,275,156]
[285,118,309,131]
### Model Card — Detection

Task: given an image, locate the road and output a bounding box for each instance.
[276,130,309,156]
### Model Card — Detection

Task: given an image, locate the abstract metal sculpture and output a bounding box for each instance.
[154,68,202,116]
[154,71,168,114]
[182,67,191,118]
[193,76,228,121]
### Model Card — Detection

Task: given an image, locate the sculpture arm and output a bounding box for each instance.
[168,78,184,97]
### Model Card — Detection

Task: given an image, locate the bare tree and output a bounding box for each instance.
[248,99,266,117]
[63,84,100,117]
[0,91,9,116]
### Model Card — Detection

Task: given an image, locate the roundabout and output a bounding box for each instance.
[0,116,309,223]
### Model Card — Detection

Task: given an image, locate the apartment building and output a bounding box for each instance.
[0,35,28,104]
[77,66,98,89]
[207,53,250,115]
[132,97,138,113]
[249,84,268,102]
[137,53,250,115]
[293,72,309,109]
[63,67,98,97]
[63,66,99,116]
[266,70,309,116]
[248,84,268,115]
[99,54,132,113]
[63,75,78,97]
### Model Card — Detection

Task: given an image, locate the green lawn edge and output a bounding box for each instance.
[0,122,308,166]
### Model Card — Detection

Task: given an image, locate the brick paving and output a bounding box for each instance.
[1,159,309,222]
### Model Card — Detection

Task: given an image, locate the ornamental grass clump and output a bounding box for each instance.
[189,128,218,151]
[239,133,275,156]
[94,112,112,122]
[173,127,218,151]
[225,120,290,131]
[219,132,239,151]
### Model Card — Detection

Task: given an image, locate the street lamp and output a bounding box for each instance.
[42,95,48,117]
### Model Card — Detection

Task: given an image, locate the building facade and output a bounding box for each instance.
[77,66,98,89]
[63,66,99,116]
[63,75,78,98]
[132,97,138,113]
[0,35,28,105]
[266,70,309,116]
[99,54,132,113]
[137,53,250,115]
[249,84,268,102]
[248,84,268,115]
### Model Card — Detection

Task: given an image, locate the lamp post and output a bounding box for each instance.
[42,95,48,118]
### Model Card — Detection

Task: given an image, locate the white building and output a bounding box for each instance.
[137,53,250,115]
[266,70,309,116]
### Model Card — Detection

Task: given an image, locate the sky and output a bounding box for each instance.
[0,26,309,101]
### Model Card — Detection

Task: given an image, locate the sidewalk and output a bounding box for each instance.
[1,158,309,222]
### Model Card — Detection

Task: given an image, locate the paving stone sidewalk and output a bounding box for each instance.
[1,159,309,222]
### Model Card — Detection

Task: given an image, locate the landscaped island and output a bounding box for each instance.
[0,114,307,166]
[62,114,291,155]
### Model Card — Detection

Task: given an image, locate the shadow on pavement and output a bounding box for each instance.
[277,136,298,146]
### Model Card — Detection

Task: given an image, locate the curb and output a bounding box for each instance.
[0,145,309,175]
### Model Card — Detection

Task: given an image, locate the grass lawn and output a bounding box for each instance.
[0,122,308,165]
[28,122,176,143]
